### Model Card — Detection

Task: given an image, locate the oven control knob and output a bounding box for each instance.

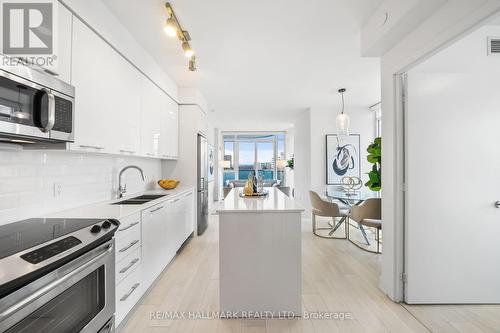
[90,225,102,233]
[101,221,111,229]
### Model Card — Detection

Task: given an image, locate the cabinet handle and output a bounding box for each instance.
[43,68,59,76]
[118,221,139,232]
[184,192,193,197]
[119,258,139,274]
[120,149,136,154]
[118,240,139,253]
[120,283,140,302]
[146,153,155,156]
[150,205,164,213]
[79,145,105,150]
[169,198,180,203]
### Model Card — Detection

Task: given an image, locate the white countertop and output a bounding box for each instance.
[217,187,303,214]
[48,186,195,220]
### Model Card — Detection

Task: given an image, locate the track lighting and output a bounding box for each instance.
[189,56,196,71]
[182,41,194,58]
[164,17,177,37]
[164,2,197,70]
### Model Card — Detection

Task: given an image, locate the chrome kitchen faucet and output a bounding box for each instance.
[118,165,145,198]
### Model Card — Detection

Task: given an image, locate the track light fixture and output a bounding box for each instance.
[164,2,197,71]
[189,56,196,72]
[164,17,177,37]
[182,41,194,58]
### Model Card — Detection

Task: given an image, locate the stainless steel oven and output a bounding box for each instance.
[0,218,119,333]
[0,57,75,143]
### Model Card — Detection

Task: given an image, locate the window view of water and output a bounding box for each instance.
[222,133,286,187]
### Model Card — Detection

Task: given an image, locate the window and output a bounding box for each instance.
[222,132,286,186]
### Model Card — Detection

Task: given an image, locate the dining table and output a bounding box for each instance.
[324,188,379,245]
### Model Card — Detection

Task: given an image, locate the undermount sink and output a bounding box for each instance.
[112,194,168,205]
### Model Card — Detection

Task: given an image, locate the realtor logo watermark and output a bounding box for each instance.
[0,0,57,67]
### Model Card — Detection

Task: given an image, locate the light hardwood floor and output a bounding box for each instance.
[120,215,500,333]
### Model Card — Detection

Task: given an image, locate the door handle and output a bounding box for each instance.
[495,201,500,208]
[120,283,140,302]
[119,258,139,273]
[118,240,139,253]
[118,221,139,232]
[150,206,164,213]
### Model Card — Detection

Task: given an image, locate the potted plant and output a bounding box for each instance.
[365,137,381,191]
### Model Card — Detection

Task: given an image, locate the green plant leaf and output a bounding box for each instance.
[367,154,377,163]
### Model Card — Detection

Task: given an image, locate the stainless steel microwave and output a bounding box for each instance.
[0,59,75,143]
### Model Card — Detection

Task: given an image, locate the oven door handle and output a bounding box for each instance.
[0,242,113,319]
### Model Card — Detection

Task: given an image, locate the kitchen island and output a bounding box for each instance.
[217,187,304,317]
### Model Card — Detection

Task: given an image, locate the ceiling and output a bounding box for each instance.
[102,0,382,129]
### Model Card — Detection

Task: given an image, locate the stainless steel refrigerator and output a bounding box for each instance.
[197,134,209,235]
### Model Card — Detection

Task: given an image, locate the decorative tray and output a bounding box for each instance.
[239,190,268,198]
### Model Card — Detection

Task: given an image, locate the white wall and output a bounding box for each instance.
[293,109,311,209]
[293,107,376,211]
[373,0,500,301]
[0,149,161,225]
[309,107,376,194]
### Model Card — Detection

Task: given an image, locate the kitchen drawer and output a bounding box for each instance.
[116,213,141,240]
[115,247,141,284]
[116,228,141,262]
[116,264,143,326]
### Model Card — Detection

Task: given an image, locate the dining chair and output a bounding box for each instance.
[309,190,348,239]
[348,198,382,253]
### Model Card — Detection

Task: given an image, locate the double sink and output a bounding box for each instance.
[112,194,168,205]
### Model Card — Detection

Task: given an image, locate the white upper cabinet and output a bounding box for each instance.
[110,54,141,155]
[140,77,162,157]
[71,18,141,154]
[140,77,179,159]
[71,18,112,152]
[69,17,178,159]
[33,3,71,82]
[50,3,72,82]
[162,96,179,159]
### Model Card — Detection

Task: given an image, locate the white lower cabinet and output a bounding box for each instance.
[182,190,195,238]
[141,202,170,289]
[115,265,143,325]
[115,190,196,327]
[115,247,141,285]
[114,212,142,326]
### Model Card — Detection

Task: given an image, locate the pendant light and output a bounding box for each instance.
[336,88,350,137]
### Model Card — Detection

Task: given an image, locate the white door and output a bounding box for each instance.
[404,72,500,303]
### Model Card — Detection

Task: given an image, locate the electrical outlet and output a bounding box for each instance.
[53,183,62,197]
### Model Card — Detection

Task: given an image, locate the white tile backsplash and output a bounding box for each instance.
[0,150,162,225]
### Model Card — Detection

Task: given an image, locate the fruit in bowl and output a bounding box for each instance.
[157,179,180,190]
